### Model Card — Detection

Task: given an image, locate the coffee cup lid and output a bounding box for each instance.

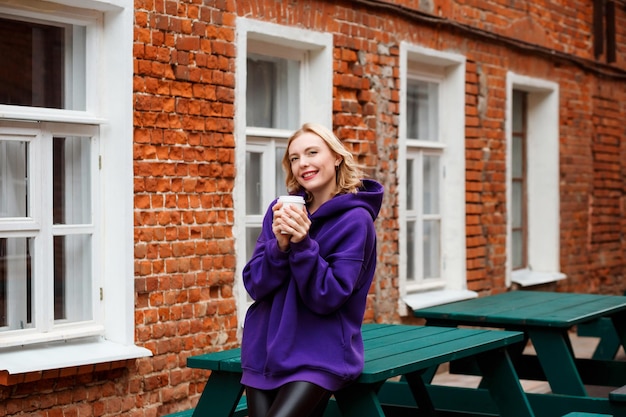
[278,195,305,204]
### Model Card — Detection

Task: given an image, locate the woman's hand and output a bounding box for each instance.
[272,202,310,251]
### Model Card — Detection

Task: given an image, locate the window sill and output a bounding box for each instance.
[0,337,152,385]
[511,269,566,287]
[403,289,478,310]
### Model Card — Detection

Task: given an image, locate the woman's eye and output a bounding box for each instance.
[290,157,299,163]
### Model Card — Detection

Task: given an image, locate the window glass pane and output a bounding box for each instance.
[246,227,262,261]
[247,55,299,130]
[512,135,523,178]
[0,237,34,331]
[423,155,439,215]
[0,140,28,218]
[406,221,415,281]
[246,151,262,215]
[0,17,86,110]
[406,158,414,211]
[512,230,523,269]
[275,145,287,197]
[54,234,92,322]
[423,220,440,279]
[53,136,91,224]
[512,182,522,228]
[512,91,524,131]
[407,79,438,141]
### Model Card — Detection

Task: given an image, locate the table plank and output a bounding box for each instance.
[416,291,626,328]
[188,349,241,371]
[360,329,523,382]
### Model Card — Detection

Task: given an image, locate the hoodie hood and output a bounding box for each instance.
[305,179,384,221]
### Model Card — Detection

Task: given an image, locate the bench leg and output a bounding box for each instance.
[193,371,244,417]
[404,370,436,416]
[528,328,587,396]
[612,312,626,360]
[476,347,535,417]
[334,382,386,417]
[579,317,621,360]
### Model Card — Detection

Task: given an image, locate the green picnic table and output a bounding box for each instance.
[181,323,534,417]
[413,290,626,416]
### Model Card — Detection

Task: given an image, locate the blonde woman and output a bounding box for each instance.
[241,123,384,417]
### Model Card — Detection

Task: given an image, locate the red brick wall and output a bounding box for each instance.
[1,0,625,416]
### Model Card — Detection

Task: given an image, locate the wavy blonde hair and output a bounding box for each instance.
[282,123,363,200]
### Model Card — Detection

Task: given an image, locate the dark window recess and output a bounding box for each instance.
[53,137,66,320]
[605,1,616,63]
[0,17,64,108]
[593,0,616,63]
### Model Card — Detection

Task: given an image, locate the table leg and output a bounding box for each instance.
[405,370,436,416]
[192,371,245,417]
[527,328,587,396]
[611,311,626,358]
[334,382,386,417]
[475,347,535,417]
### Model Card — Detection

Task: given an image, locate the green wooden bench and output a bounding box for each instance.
[576,290,626,360]
[577,317,621,359]
[169,324,533,417]
[164,323,626,417]
[376,379,626,417]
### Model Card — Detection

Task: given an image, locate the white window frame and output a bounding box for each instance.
[234,18,332,330]
[405,147,444,291]
[0,0,150,375]
[506,73,565,287]
[244,138,290,240]
[399,43,475,313]
[0,122,100,343]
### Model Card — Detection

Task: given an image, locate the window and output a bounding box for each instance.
[0,0,150,374]
[399,44,474,312]
[1,122,97,337]
[405,79,443,288]
[506,74,565,286]
[234,19,332,326]
[511,91,528,270]
[244,49,300,264]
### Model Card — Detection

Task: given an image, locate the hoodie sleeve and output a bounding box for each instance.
[242,201,291,300]
[288,206,376,315]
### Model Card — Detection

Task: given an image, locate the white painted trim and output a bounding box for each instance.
[97,0,136,347]
[512,269,566,287]
[506,73,564,287]
[41,0,124,12]
[0,106,105,124]
[398,42,467,315]
[1,337,151,374]
[234,18,333,331]
[403,289,477,310]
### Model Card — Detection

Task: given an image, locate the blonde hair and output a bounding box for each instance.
[282,122,363,199]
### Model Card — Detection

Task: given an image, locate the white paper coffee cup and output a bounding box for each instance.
[277,195,305,234]
[278,195,305,208]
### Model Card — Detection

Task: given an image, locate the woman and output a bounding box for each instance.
[240,122,384,417]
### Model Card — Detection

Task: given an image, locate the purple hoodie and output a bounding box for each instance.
[240,179,384,391]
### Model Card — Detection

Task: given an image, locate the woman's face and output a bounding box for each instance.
[288,132,340,202]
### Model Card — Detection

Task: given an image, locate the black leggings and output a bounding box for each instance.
[245,381,332,417]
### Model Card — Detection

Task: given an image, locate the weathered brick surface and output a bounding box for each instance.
[1,0,625,415]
